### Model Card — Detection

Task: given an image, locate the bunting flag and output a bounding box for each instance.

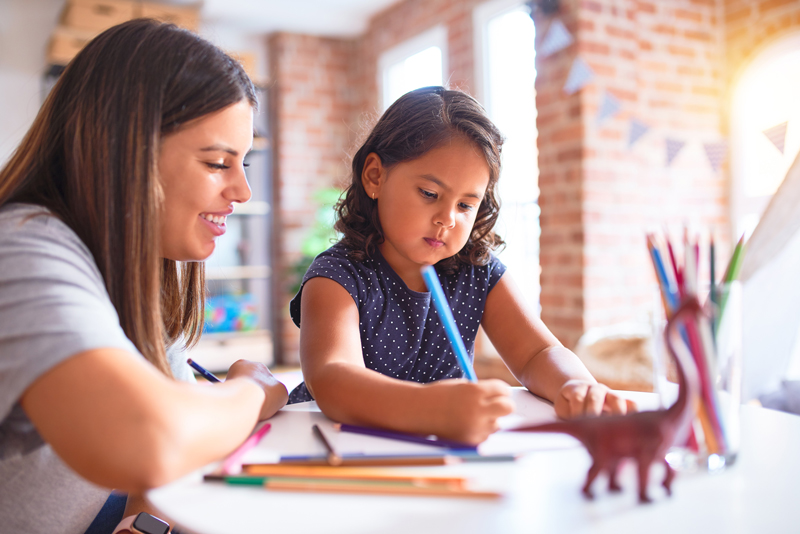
[665,138,686,166]
[703,141,729,172]
[628,118,649,147]
[539,18,573,57]
[563,57,594,95]
[762,121,788,154]
[597,91,622,125]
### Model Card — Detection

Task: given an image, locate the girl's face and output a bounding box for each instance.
[158,100,253,261]
[363,137,491,290]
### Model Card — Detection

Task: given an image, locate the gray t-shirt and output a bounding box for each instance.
[0,203,193,533]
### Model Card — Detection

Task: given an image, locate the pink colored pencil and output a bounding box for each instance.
[222,423,272,475]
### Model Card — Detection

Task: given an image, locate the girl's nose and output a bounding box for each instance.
[434,205,456,229]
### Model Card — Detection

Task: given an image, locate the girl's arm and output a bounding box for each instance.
[20,349,288,492]
[299,277,514,445]
[481,274,635,418]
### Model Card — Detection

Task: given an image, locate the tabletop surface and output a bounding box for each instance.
[147,389,800,534]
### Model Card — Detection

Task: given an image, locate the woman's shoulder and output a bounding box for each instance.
[0,202,102,288]
[0,203,87,252]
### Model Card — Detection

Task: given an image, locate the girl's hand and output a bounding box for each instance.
[554,379,637,419]
[226,360,289,420]
[427,379,515,445]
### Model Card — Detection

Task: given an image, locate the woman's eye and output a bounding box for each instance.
[206,162,230,170]
[419,189,437,199]
[243,162,250,168]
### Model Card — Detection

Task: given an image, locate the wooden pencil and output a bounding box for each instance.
[241,465,467,486]
[264,479,502,499]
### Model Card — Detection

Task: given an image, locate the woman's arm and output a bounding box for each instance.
[20,349,287,492]
[481,274,634,418]
[299,277,513,445]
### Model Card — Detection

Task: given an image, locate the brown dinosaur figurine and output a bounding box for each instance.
[512,297,701,503]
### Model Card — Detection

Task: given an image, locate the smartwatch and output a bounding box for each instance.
[112,512,170,534]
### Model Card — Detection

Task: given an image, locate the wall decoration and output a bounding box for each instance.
[538,18,573,57]
[563,57,594,95]
[666,138,686,166]
[762,121,788,154]
[628,119,649,147]
[597,90,621,125]
[703,141,728,172]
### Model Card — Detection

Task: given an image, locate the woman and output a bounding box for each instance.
[0,19,288,533]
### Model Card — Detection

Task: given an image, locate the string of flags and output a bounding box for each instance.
[537,16,791,172]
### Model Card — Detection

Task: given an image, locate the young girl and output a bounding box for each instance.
[0,20,287,534]
[289,86,634,445]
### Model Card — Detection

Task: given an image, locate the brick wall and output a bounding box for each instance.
[534,0,731,348]
[268,33,361,363]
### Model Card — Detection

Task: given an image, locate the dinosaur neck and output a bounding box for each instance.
[664,323,700,428]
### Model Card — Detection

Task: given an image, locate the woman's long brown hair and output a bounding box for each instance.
[0,20,257,375]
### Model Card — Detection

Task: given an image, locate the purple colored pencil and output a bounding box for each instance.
[334,423,477,451]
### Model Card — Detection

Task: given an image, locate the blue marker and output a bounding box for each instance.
[187,358,221,383]
[420,265,477,382]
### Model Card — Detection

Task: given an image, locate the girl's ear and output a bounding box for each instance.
[361,152,384,199]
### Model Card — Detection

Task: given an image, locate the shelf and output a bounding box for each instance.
[187,330,273,371]
[233,201,270,216]
[206,265,271,280]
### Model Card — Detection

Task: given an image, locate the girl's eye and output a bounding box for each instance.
[419,188,437,199]
[206,162,230,170]
[459,203,475,211]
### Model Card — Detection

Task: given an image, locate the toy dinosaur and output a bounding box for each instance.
[512,298,701,503]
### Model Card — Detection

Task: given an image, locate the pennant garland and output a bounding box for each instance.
[762,121,788,154]
[539,18,573,57]
[628,119,649,147]
[665,138,686,167]
[597,91,622,125]
[563,57,594,95]
[703,141,728,173]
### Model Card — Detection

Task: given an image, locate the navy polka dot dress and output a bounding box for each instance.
[287,243,506,404]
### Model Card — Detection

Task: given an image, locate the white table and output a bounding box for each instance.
[147,390,800,534]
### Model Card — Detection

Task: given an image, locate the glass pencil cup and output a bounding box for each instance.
[656,282,743,473]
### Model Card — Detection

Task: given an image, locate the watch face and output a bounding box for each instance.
[132,512,170,534]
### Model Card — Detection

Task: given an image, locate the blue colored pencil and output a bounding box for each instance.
[187,358,221,383]
[420,265,477,382]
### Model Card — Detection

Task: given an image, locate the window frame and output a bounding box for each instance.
[377,25,448,111]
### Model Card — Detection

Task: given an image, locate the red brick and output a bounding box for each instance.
[675,8,703,23]
[760,0,796,14]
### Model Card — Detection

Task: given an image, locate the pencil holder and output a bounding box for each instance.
[658,281,743,473]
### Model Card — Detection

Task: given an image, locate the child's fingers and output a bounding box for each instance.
[565,384,588,418]
[603,393,628,415]
[582,385,606,417]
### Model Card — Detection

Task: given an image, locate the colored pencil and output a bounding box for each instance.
[222,422,272,475]
[334,422,477,451]
[420,265,477,382]
[187,358,221,383]
[312,424,342,466]
[262,479,502,499]
[234,465,466,486]
[274,452,515,467]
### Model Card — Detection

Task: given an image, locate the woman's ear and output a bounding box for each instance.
[361,153,384,200]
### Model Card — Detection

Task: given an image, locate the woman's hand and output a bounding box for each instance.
[554,379,637,419]
[226,360,288,420]
[427,379,515,445]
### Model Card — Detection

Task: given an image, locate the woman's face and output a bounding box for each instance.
[158,100,253,261]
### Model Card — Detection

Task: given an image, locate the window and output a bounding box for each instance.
[378,26,447,110]
[474,0,539,309]
[731,33,800,239]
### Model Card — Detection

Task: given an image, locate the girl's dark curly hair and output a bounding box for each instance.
[335,86,505,274]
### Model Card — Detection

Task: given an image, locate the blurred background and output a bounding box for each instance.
[2,0,799,409]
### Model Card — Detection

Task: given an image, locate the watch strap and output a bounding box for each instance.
[112,515,136,534]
